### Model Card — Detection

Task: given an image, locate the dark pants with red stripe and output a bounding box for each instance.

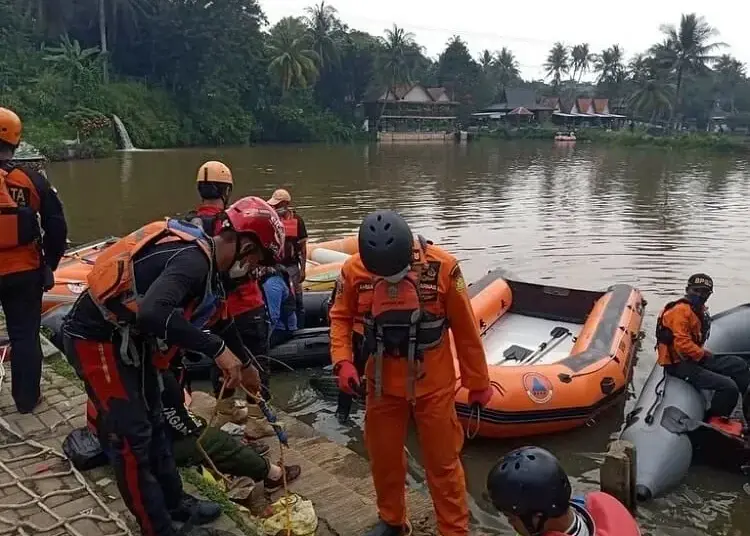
[63,334,183,536]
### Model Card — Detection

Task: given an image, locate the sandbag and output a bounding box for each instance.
[260,494,318,536]
[63,427,109,471]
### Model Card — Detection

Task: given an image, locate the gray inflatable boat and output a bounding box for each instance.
[620,303,750,501]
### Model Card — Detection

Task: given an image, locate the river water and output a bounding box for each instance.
[50,142,750,535]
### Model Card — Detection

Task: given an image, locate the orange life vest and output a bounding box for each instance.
[655,298,710,365]
[86,219,223,369]
[280,211,300,263]
[360,237,447,399]
[0,166,43,274]
[544,492,641,536]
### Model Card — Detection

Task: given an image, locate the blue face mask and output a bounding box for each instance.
[688,293,707,307]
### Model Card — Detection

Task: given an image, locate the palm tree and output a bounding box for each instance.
[544,42,569,89]
[378,24,417,88]
[714,54,746,113]
[267,17,321,94]
[14,0,70,38]
[494,47,520,91]
[629,79,675,123]
[303,1,340,69]
[655,13,725,119]
[570,43,593,82]
[478,49,494,72]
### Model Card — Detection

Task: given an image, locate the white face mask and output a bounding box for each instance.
[229,260,250,279]
[384,266,410,284]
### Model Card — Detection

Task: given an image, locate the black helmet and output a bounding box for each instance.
[358,210,413,277]
[487,446,571,535]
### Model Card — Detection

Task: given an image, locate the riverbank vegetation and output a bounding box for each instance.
[2,0,750,158]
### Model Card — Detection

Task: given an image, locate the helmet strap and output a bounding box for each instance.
[520,513,547,536]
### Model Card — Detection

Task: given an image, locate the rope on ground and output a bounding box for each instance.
[0,415,131,536]
[241,385,293,536]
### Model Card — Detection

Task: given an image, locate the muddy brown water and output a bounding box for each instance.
[50,141,750,535]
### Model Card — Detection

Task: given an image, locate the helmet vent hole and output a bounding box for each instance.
[500,463,507,470]
[384,222,391,231]
[368,240,376,247]
[369,225,376,232]
[386,238,393,245]
[377,215,382,221]
[527,455,536,460]
[514,462,520,470]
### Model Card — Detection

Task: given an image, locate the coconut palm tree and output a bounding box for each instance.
[571,43,593,82]
[544,42,569,89]
[629,79,675,123]
[478,49,494,72]
[654,13,725,118]
[594,45,625,84]
[303,1,340,69]
[494,47,520,92]
[378,24,417,88]
[267,17,321,94]
[714,54,746,113]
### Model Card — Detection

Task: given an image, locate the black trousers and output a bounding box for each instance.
[64,334,183,536]
[212,308,269,399]
[0,268,43,412]
[666,354,750,418]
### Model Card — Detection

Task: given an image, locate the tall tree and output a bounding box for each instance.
[437,35,481,111]
[478,49,494,72]
[654,13,725,119]
[544,42,569,89]
[594,45,626,98]
[570,43,593,82]
[377,24,417,88]
[494,47,521,92]
[714,54,746,113]
[303,1,340,69]
[267,17,320,94]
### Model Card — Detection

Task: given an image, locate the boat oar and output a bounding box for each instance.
[520,327,571,365]
[526,329,572,366]
[660,405,745,444]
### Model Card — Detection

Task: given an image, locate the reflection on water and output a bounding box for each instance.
[50,142,750,535]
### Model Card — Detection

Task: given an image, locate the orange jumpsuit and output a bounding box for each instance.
[329,242,490,536]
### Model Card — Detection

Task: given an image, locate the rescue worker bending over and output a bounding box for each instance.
[329,209,493,536]
[62,197,285,536]
[257,265,297,348]
[267,188,308,327]
[184,163,272,407]
[656,274,750,422]
[487,446,641,536]
[0,107,68,414]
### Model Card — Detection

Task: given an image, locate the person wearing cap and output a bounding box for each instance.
[0,107,68,414]
[267,188,308,328]
[656,273,750,422]
[487,446,641,536]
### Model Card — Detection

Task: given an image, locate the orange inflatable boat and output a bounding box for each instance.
[455,269,645,438]
[43,234,357,313]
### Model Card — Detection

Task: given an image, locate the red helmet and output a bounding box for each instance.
[223,196,285,264]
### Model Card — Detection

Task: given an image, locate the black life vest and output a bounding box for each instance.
[655,298,711,360]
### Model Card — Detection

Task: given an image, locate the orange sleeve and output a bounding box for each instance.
[445,260,490,391]
[663,305,706,361]
[328,260,356,366]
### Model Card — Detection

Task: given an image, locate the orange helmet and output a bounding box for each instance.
[0,108,22,147]
[196,161,233,185]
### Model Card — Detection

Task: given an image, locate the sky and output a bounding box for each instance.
[260,0,747,82]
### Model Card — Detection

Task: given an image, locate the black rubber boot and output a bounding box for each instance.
[364,519,412,536]
[169,493,222,525]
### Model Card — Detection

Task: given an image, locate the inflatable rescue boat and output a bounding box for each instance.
[41,290,334,373]
[455,269,645,438]
[44,234,354,313]
[620,303,750,501]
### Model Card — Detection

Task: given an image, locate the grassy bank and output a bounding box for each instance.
[485,125,750,152]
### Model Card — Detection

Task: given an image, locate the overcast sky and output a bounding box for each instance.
[260,0,746,82]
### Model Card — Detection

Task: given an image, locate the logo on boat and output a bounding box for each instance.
[67,283,87,294]
[522,372,553,404]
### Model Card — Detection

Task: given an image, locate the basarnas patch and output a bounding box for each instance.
[451,264,466,293]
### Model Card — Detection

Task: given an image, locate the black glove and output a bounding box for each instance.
[42,265,55,292]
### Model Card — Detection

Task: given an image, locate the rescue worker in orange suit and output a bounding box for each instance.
[0,107,68,414]
[656,274,750,424]
[329,209,494,536]
[487,446,642,536]
[62,197,285,536]
[184,162,271,396]
[267,188,308,328]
